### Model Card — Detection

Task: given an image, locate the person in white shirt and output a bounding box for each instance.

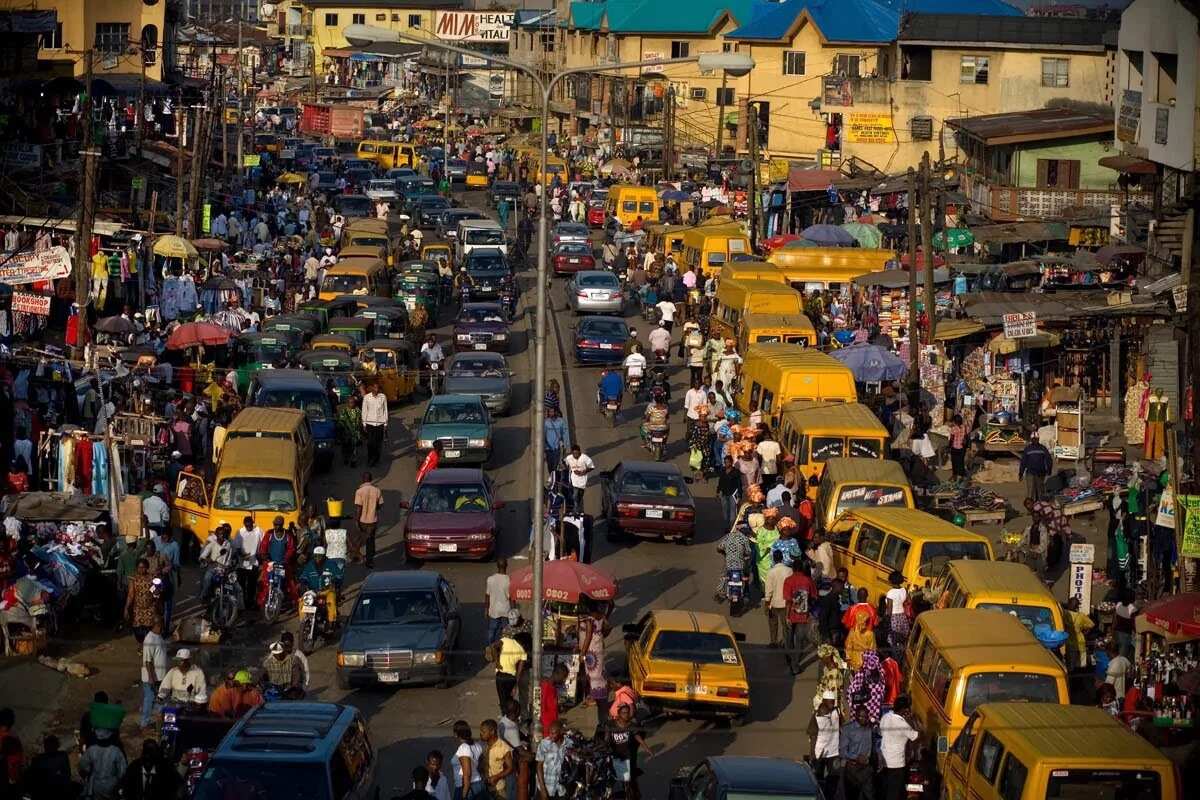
[360,383,389,467]
[1105,642,1132,697]
[157,649,208,705]
[763,550,794,648]
[280,632,310,690]
[139,620,168,727]
[683,379,708,438]
[807,691,841,796]
[562,444,594,514]
[623,349,647,381]
[647,325,671,359]
[756,434,784,490]
[484,559,512,644]
[232,516,263,611]
[142,485,170,535]
[197,524,235,602]
[655,298,677,331]
[879,697,920,799]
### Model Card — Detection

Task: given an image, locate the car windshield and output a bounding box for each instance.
[962,672,1060,716]
[618,471,688,498]
[241,339,288,364]
[557,243,591,255]
[919,541,990,577]
[368,180,394,191]
[195,762,328,800]
[258,389,332,423]
[650,631,738,665]
[578,274,618,288]
[459,308,506,324]
[449,357,505,377]
[322,274,367,294]
[465,230,505,246]
[215,478,296,512]
[423,402,486,425]
[449,160,467,168]
[335,197,372,216]
[581,320,627,337]
[420,198,449,209]
[467,257,508,275]
[412,483,490,513]
[351,590,441,624]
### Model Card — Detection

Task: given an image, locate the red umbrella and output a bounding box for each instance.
[508,560,617,603]
[166,321,232,350]
[1142,592,1200,637]
[762,234,799,253]
[899,250,946,269]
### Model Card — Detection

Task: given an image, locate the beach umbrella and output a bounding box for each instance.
[166,321,232,350]
[95,316,136,335]
[801,224,856,247]
[829,343,908,382]
[276,172,307,185]
[841,222,883,249]
[508,560,617,603]
[190,238,228,252]
[933,228,973,251]
[152,235,198,260]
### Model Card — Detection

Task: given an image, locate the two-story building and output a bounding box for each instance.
[302,0,465,77]
[1,0,169,82]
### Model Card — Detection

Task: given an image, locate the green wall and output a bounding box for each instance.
[1012,136,1120,191]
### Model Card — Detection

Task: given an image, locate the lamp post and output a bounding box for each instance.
[345,23,751,740]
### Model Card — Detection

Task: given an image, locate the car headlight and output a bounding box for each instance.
[415,651,444,665]
[493,333,507,340]
[468,438,488,448]
[338,652,365,668]
[467,532,492,542]
[417,439,434,449]
[456,333,470,341]
[408,532,430,541]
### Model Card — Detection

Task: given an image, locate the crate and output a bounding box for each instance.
[11,631,47,656]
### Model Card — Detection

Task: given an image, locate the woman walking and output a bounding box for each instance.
[451,720,485,800]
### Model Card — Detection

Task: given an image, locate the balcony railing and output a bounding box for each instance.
[287,25,310,37]
[965,174,1154,221]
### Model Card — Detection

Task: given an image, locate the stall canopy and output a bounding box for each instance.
[508,560,616,603]
[3,492,108,521]
[987,329,1062,354]
[969,221,1069,245]
[1142,592,1200,638]
[960,292,1079,326]
[932,319,986,341]
[853,268,951,288]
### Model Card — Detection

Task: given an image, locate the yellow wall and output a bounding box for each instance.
[308,4,439,70]
[8,0,167,81]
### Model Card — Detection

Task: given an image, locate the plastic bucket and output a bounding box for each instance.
[326,498,344,518]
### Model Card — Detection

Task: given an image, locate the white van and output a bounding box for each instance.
[456,219,507,263]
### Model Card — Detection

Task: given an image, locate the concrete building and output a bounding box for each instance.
[300,0,464,74]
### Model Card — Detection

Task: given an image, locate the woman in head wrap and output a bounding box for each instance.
[843,603,877,671]
[689,405,713,477]
[813,644,848,711]
[845,649,886,724]
[753,508,782,586]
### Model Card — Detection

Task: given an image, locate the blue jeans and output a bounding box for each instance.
[488,616,506,645]
[457,781,485,800]
[140,681,156,727]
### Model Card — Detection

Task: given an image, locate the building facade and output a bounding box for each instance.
[301,0,464,73]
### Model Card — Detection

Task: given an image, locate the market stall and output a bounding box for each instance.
[1124,609,1199,737]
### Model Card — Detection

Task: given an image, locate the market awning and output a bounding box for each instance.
[1099,154,1157,174]
[789,168,842,193]
[852,268,951,288]
[933,319,986,341]
[987,329,1061,354]
[91,74,170,96]
[323,48,354,58]
[2,492,108,521]
[0,215,123,237]
[960,292,1080,325]
[969,221,1069,245]
[1142,593,1200,638]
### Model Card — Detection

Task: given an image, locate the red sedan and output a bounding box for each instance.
[401,468,503,561]
[600,461,696,543]
[552,242,596,276]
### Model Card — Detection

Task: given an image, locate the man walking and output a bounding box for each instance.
[484,559,511,645]
[140,620,168,729]
[353,473,383,568]
[361,382,389,467]
[782,561,817,675]
[543,406,569,478]
[562,444,594,513]
[763,550,792,649]
[1018,432,1053,503]
[878,696,919,800]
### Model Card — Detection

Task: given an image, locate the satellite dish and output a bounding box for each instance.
[260,2,277,17]
[738,158,753,175]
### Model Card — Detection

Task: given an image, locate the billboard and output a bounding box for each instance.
[435,11,514,42]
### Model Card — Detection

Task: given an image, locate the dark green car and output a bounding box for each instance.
[394,273,439,317]
[296,350,362,402]
[233,331,302,391]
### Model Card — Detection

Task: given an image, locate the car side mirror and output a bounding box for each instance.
[398,500,410,510]
[492,500,506,510]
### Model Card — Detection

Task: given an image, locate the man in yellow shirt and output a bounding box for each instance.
[494,632,526,714]
[1064,596,1095,670]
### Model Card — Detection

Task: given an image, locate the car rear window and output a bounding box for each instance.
[961,672,1060,716]
[618,472,689,498]
[577,273,617,287]
[651,631,738,665]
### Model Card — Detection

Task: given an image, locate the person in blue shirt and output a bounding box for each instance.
[597,369,624,412]
[543,405,569,477]
[298,547,342,624]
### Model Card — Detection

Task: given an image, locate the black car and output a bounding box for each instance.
[669,756,825,800]
[413,196,451,228]
[344,167,375,190]
[334,570,461,689]
[333,194,373,219]
[489,180,520,208]
[314,171,339,193]
[463,247,512,302]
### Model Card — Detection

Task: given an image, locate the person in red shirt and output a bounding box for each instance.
[415,441,441,486]
[782,561,818,676]
[841,588,878,632]
[881,654,903,706]
[540,663,568,735]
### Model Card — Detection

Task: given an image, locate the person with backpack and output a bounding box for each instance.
[683,322,705,384]
[783,561,818,675]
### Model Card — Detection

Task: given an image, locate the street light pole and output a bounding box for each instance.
[344,24,752,741]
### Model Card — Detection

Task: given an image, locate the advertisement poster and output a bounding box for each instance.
[435,11,514,42]
[0,246,71,285]
[844,114,895,144]
[1180,495,1200,558]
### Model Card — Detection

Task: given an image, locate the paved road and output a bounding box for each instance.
[270,188,821,793]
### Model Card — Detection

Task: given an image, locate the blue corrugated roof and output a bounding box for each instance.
[570,0,759,34]
[728,0,1021,42]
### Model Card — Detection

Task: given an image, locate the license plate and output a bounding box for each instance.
[439,543,458,553]
[569,258,580,263]
[444,449,461,458]
[378,671,401,683]
[651,436,665,443]
[599,343,614,349]
[906,785,924,793]
[685,684,709,695]
[644,509,663,519]
[473,343,487,350]
[606,402,618,410]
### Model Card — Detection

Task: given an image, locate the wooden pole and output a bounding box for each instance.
[175,88,185,235]
[906,167,918,396]
[921,152,936,343]
[74,48,98,349]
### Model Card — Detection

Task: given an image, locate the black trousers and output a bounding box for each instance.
[882,767,907,800]
[496,671,518,711]
[365,424,385,466]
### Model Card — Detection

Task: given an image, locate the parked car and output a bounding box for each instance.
[334,570,462,688]
[443,352,512,415]
[414,394,492,466]
[573,315,629,365]
[566,270,623,314]
[551,242,596,276]
[668,757,822,799]
[401,469,502,561]
[453,303,511,354]
[600,461,695,542]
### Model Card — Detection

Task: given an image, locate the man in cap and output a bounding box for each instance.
[157,649,208,705]
[298,545,342,625]
[142,484,170,537]
[207,670,244,718]
[261,641,304,698]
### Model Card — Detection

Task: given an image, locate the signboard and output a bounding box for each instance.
[1069,561,1093,615]
[460,53,488,67]
[132,176,146,191]
[844,113,895,145]
[434,11,514,42]
[11,292,51,316]
[822,76,853,107]
[1069,543,1095,564]
[242,154,260,167]
[202,203,211,234]
[1172,284,1188,313]
[1117,89,1141,143]
[0,246,72,285]
[1154,106,1169,145]
[1180,495,1200,559]
[1156,485,1176,528]
[1,144,42,168]
[1002,311,1037,338]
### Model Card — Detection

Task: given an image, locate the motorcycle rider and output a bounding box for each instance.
[419,333,445,393]
[641,389,670,447]
[298,546,342,626]
[157,648,209,706]
[198,523,236,603]
[453,266,475,306]
[596,368,624,414]
[261,641,305,699]
[622,347,647,393]
[715,524,754,602]
[256,516,298,610]
[647,323,671,364]
[435,255,453,305]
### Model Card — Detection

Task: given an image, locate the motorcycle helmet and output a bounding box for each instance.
[234,669,253,685]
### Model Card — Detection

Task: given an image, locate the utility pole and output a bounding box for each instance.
[175,88,185,235]
[237,20,245,178]
[906,167,919,392]
[663,85,675,183]
[74,49,98,350]
[136,46,147,154]
[747,101,760,251]
[1184,206,1198,592]
[921,152,936,343]
[715,71,727,157]
[221,69,229,174]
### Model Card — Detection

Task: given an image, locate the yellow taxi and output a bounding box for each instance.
[623,609,749,720]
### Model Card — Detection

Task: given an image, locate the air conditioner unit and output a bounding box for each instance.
[690,87,707,101]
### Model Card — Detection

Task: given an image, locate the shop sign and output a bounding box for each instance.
[132,176,146,191]
[822,76,853,107]
[844,113,895,145]
[202,203,211,234]
[1,144,42,168]
[1180,495,1200,559]
[1069,561,1093,615]
[1002,311,1037,338]
[460,54,488,67]
[0,246,72,285]
[1156,485,1176,528]
[434,11,514,42]
[11,292,51,316]
[1172,284,1187,313]
[1154,107,1169,146]
[242,154,260,167]
[1069,543,1095,564]
[1117,89,1141,143]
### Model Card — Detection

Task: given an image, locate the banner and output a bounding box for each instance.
[844,114,895,145]
[1117,89,1141,143]
[1180,495,1200,559]
[202,203,211,235]
[1002,311,1037,338]
[434,11,513,42]
[242,154,260,167]
[11,292,51,316]
[0,246,72,285]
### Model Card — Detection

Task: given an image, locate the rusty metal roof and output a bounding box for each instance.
[946,107,1113,145]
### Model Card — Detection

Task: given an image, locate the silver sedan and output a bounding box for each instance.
[566,270,624,315]
[442,352,513,415]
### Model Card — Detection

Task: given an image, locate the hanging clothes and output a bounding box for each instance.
[91,440,108,498]
[74,435,93,493]
[58,435,75,493]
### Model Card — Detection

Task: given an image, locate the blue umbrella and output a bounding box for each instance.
[660,189,691,201]
[830,343,908,382]
[801,224,856,246]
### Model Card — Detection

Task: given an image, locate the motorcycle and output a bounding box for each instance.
[206,567,243,631]
[652,348,669,366]
[600,396,620,428]
[559,729,620,800]
[160,704,182,759]
[182,747,210,797]
[725,568,746,616]
[645,427,668,462]
[425,359,443,396]
[298,586,336,655]
[626,372,643,401]
[261,562,287,624]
